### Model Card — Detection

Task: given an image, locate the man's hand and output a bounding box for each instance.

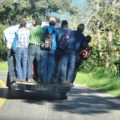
[7,43,12,49]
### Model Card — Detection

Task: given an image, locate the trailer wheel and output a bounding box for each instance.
[59,93,68,100]
[8,83,17,98]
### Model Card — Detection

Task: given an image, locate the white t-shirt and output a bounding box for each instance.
[3,25,19,44]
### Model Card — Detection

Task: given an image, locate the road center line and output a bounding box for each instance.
[0,80,7,107]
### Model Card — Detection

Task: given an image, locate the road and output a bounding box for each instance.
[0,71,120,120]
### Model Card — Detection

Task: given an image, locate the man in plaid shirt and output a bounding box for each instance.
[27,16,42,83]
[15,20,30,81]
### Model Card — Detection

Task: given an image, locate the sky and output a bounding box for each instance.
[72,0,87,9]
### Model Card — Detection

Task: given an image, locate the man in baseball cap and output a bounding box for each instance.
[40,16,58,83]
[49,17,56,25]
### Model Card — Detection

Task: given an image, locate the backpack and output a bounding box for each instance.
[80,45,92,60]
[12,32,18,51]
[41,27,55,50]
[59,29,70,50]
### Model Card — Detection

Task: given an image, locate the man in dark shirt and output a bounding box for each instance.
[56,20,71,82]
[59,23,87,86]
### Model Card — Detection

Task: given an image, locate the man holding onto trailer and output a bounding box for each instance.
[40,17,58,84]
[15,19,30,81]
[56,20,71,83]
[3,19,18,85]
[59,23,87,86]
[27,16,42,83]
[73,27,92,82]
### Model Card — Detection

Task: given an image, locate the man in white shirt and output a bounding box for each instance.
[3,19,18,85]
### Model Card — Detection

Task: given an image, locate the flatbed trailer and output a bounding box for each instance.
[8,81,72,99]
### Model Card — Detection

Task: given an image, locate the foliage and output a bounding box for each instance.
[0,0,72,22]
[84,0,120,75]
[0,23,7,61]
[0,61,8,71]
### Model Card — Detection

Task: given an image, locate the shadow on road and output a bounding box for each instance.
[0,87,120,115]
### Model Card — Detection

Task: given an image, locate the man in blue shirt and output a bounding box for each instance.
[40,17,58,83]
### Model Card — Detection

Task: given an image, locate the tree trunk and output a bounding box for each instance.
[105,30,112,68]
[97,29,102,65]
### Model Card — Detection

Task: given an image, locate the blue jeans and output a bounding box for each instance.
[15,47,28,80]
[7,49,16,81]
[40,50,56,83]
[60,51,76,83]
[27,44,41,80]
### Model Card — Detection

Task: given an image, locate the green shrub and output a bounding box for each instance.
[0,23,7,61]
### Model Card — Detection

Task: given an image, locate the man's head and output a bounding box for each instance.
[32,15,42,26]
[61,20,68,28]
[8,19,17,26]
[49,17,56,26]
[35,18,42,26]
[77,23,85,33]
[19,19,26,28]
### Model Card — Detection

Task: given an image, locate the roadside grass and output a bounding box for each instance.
[75,68,120,98]
[0,61,8,71]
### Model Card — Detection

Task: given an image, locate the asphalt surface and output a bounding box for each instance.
[0,71,120,120]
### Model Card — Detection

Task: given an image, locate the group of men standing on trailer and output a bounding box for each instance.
[3,15,91,87]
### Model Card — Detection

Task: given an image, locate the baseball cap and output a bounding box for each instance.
[49,17,56,24]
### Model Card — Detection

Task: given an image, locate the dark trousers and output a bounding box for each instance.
[59,51,76,83]
[73,53,83,82]
[55,50,62,82]
[7,49,16,81]
[40,50,56,83]
[27,44,41,80]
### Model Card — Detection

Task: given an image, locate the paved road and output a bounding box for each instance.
[0,71,120,120]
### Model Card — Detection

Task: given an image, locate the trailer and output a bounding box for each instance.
[8,81,72,100]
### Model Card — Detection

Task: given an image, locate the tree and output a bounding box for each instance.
[0,0,72,22]
[87,0,120,73]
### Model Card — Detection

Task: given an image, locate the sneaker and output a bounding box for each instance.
[37,79,41,84]
[61,81,67,85]
[68,83,74,87]
[10,77,16,82]
[15,79,26,83]
[27,79,37,83]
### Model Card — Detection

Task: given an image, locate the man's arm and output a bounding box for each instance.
[3,28,12,49]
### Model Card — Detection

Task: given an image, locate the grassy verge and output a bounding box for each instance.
[75,68,120,98]
[0,61,8,71]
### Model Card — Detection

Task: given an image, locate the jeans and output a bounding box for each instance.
[7,49,16,81]
[27,44,41,80]
[15,47,28,80]
[40,50,56,83]
[60,51,76,83]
